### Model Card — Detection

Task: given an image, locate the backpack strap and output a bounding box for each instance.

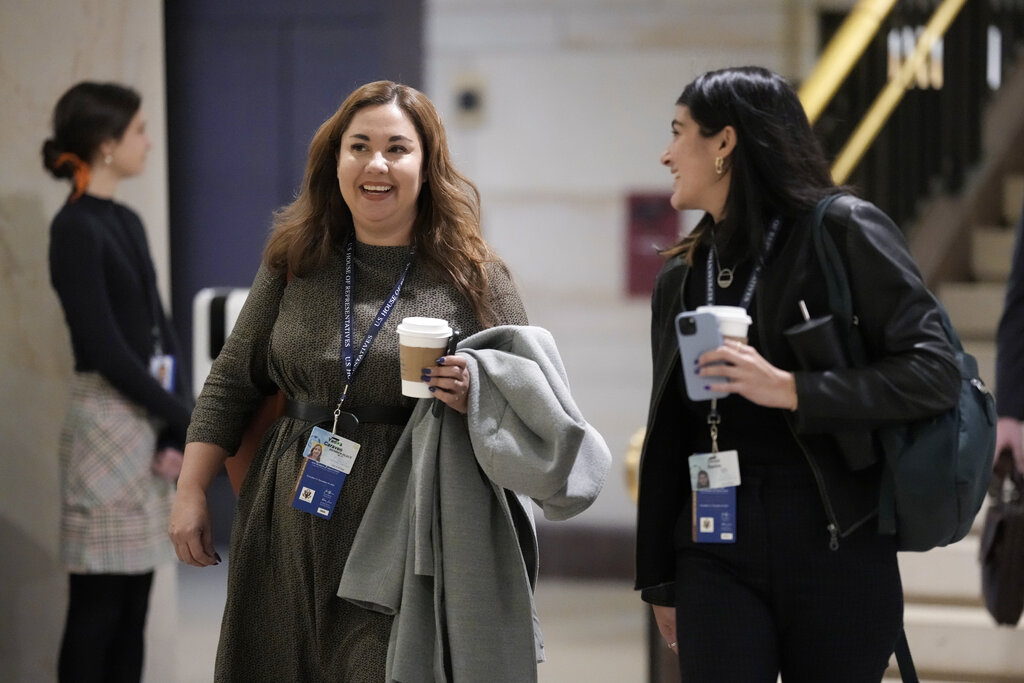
[810,194,905,534]
[810,194,868,365]
[812,198,922,679]
[810,195,850,327]
[894,628,920,683]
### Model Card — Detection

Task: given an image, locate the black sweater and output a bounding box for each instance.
[49,194,191,447]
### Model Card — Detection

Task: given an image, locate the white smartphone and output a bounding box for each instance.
[675,311,728,401]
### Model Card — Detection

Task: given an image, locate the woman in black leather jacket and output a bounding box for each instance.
[634,66,959,682]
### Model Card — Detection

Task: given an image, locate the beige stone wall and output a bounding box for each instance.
[424,0,822,529]
[0,1,176,680]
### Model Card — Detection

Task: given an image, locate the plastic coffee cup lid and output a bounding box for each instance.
[397,316,452,338]
[696,305,752,325]
[696,305,751,338]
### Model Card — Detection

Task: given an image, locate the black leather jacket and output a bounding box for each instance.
[635,196,960,604]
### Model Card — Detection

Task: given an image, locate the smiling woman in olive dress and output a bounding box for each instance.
[168,81,529,681]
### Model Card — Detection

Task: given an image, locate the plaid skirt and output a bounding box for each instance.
[58,372,175,573]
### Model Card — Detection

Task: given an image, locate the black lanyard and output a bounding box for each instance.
[704,217,781,309]
[702,217,781,451]
[335,239,414,430]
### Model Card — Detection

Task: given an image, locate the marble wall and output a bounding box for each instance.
[0,1,176,680]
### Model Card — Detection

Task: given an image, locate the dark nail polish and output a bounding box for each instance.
[214,551,222,564]
[428,386,437,393]
[704,385,711,391]
[421,375,431,383]
[436,357,446,365]
[421,368,431,375]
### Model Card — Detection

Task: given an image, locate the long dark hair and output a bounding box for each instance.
[41,82,141,195]
[264,80,502,326]
[664,66,838,264]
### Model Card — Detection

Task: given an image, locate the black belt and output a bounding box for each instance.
[284,398,413,428]
[265,399,414,463]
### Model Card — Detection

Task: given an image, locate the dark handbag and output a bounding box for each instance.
[223,271,292,495]
[225,390,285,494]
[979,451,1024,626]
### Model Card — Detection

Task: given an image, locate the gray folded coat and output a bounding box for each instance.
[337,325,612,683]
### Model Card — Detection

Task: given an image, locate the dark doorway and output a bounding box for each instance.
[165,0,423,382]
[164,1,423,543]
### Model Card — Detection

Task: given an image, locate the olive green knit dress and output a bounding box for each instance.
[186,242,527,682]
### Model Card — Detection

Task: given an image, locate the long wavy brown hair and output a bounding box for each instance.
[264,81,500,326]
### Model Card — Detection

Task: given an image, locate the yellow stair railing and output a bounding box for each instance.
[798,0,970,184]
[799,0,900,126]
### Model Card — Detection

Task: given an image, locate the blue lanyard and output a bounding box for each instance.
[705,217,782,310]
[337,239,414,415]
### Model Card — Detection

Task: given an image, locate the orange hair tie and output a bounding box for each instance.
[54,152,91,201]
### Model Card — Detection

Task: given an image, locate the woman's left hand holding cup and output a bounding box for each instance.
[423,354,470,414]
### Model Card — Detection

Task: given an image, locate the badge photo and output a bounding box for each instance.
[149,354,176,391]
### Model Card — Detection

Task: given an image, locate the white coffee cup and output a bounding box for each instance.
[696,305,752,343]
[396,317,453,398]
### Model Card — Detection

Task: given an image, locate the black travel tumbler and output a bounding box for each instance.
[783,308,877,470]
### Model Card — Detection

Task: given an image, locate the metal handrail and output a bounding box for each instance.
[798,0,900,125]
[829,0,970,183]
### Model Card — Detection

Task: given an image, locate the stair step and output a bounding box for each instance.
[899,537,983,606]
[971,225,1017,282]
[937,283,1005,340]
[883,603,1024,682]
[1004,173,1024,225]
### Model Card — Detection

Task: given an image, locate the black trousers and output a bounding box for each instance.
[673,463,902,683]
[58,571,154,683]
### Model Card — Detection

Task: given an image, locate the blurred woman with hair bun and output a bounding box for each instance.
[43,81,191,683]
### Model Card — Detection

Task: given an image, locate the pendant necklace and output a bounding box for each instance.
[710,228,734,289]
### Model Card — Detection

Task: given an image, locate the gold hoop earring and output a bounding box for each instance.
[714,156,724,175]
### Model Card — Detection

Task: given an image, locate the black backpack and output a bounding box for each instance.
[811,194,997,552]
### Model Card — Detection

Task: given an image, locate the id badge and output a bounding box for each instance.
[689,450,740,544]
[149,354,175,391]
[291,426,360,519]
[692,487,737,543]
[688,450,741,490]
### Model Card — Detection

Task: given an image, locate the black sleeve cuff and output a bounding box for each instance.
[641,582,675,607]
